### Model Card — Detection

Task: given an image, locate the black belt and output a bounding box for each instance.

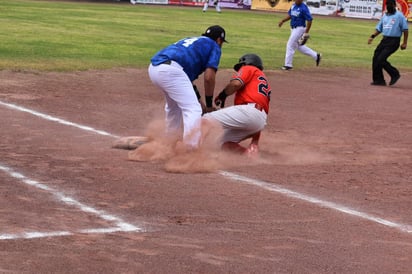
[160,60,171,65]
[382,36,401,40]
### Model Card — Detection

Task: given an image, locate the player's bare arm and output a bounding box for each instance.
[305,20,312,33]
[401,30,408,50]
[368,30,381,44]
[222,79,243,96]
[278,15,291,27]
[204,67,217,112]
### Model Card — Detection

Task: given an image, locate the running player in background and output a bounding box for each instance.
[202,54,271,157]
[203,0,222,13]
[278,0,321,70]
[148,25,227,150]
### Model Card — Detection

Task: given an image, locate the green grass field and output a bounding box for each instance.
[0,0,410,71]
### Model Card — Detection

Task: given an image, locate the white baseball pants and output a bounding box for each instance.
[203,0,221,12]
[148,61,202,148]
[285,26,317,68]
[203,103,267,144]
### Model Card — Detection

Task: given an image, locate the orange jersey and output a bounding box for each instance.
[232,65,271,114]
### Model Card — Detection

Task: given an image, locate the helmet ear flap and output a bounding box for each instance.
[233,62,244,71]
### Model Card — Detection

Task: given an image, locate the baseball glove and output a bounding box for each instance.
[298,33,310,46]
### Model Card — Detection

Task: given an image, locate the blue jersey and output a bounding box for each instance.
[376,11,409,37]
[151,36,222,82]
[288,3,312,28]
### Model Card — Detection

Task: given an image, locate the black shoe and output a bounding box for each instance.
[316,53,321,66]
[281,66,293,71]
[370,81,386,86]
[389,74,400,86]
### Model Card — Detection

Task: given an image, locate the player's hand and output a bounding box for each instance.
[367,37,374,44]
[203,107,216,114]
[278,21,283,27]
[400,43,407,50]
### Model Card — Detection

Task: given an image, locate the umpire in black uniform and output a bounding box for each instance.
[367,0,409,86]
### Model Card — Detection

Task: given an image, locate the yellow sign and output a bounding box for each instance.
[251,0,293,12]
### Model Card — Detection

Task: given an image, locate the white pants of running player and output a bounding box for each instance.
[203,103,267,144]
[285,26,317,68]
[203,0,221,12]
[148,61,202,148]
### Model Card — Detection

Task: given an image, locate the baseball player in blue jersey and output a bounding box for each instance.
[148,25,227,150]
[278,0,321,70]
[368,0,408,86]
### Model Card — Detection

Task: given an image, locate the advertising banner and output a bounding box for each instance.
[168,0,203,6]
[251,0,293,12]
[168,0,250,8]
[132,0,168,4]
[336,0,383,19]
[305,0,339,15]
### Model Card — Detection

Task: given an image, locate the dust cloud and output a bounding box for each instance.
[127,120,335,173]
[127,119,266,173]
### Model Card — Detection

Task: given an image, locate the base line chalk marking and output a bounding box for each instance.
[219,171,412,234]
[0,101,118,138]
[0,164,144,240]
[1,101,412,235]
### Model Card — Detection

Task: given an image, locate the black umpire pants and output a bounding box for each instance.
[372,36,400,84]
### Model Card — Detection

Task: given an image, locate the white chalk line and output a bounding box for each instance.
[0,164,144,241]
[0,101,118,138]
[219,171,412,234]
[1,100,412,234]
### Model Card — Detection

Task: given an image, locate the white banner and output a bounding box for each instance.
[336,0,383,19]
[305,0,340,15]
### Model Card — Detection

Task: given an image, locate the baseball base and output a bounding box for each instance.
[112,136,149,150]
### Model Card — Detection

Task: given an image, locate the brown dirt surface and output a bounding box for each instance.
[1,66,412,273]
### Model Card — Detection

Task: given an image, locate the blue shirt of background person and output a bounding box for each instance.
[151,36,222,82]
[376,10,409,37]
[288,2,313,28]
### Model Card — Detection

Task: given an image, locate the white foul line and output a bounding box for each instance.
[1,100,412,234]
[0,101,118,138]
[0,164,144,240]
[219,171,412,234]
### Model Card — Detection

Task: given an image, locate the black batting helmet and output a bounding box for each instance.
[233,53,264,71]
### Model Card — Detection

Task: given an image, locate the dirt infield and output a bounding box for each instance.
[1,67,412,273]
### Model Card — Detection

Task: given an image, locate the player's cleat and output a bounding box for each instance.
[244,144,259,158]
[281,66,293,71]
[370,81,386,86]
[389,74,400,86]
[316,53,321,66]
[221,142,247,154]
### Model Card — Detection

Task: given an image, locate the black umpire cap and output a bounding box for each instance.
[202,25,228,43]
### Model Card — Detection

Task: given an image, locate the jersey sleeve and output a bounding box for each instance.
[401,14,409,31]
[376,18,383,32]
[232,66,253,84]
[303,5,313,21]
